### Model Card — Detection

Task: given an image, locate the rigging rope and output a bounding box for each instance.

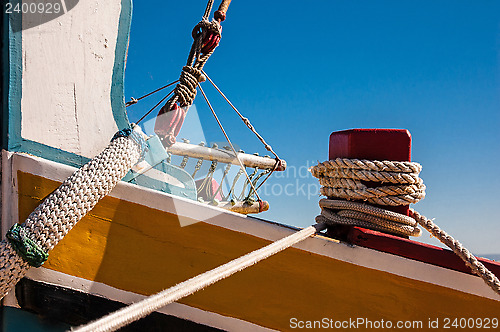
[73,224,326,332]
[198,84,263,203]
[153,2,221,146]
[310,158,500,296]
[0,128,145,300]
[202,71,281,161]
[126,80,179,107]
[136,89,175,125]
[202,70,284,192]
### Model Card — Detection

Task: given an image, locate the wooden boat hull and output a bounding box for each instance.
[1,0,499,330]
[3,151,499,331]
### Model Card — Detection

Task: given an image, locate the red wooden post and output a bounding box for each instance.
[326,128,412,240]
[329,128,412,216]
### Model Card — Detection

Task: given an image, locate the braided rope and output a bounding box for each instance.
[311,158,500,296]
[0,131,143,299]
[411,209,500,295]
[316,199,421,237]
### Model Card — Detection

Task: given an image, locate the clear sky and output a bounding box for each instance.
[125,1,500,256]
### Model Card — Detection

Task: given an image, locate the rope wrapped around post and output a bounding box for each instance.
[0,126,146,299]
[310,158,500,296]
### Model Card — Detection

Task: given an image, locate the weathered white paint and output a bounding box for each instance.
[1,150,18,239]
[24,268,277,332]
[21,0,122,158]
[7,151,500,301]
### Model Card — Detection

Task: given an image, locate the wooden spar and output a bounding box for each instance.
[214,0,232,22]
[167,142,286,171]
[218,200,269,214]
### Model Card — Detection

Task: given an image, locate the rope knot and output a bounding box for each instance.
[174,66,205,107]
[6,223,48,267]
[192,19,222,54]
[112,127,148,162]
[192,19,221,39]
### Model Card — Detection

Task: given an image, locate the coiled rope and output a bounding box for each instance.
[0,127,145,300]
[73,224,326,332]
[310,158,500,296]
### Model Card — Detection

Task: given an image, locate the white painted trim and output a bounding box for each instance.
[1,150,19,239]
[24,268,277,332]
[8,152,500,301]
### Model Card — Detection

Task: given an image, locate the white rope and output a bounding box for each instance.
[73,224,326,332]
[0,129,144,299]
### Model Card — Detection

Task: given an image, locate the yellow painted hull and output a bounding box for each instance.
[17,171,500,331]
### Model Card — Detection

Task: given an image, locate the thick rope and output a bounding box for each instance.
[0,129,144,299]
[311,158,500,296]
[311,158,425,206]
[162,14,221,112]
[411,209,500,295]
[73,224,326,332]
[316,199,421,237]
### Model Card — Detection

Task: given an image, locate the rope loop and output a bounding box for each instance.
[192,19,221,40]
[311,158,425,206]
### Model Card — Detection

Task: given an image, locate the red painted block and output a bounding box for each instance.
[329,128,411,216]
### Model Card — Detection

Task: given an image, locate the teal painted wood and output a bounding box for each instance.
[123,135,197,200]
[2,306,69,332]
[2,0,197,199]
[111,0,133,131]
[132,162,197,201]
[2,0,133,168]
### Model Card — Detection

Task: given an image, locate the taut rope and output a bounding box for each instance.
[73,224,326,332]
[310,158,500,296]
[0,127,145,300]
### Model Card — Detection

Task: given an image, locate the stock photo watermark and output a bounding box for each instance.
[289,317,499,329]
[5,0,79,32]
[136,104,320,227]
[259,161,320,201]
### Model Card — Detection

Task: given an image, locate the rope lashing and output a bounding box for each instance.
[316,199,421,237]
[154,1,222,147]
[311,158,500,296]
[6,224,48,268]
[311,158,425,206]
[198,84,263,204]
[0,127,146,300]
[73,224,326,332]
[201,70,286,195]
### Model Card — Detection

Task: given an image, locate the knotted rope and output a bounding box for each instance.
[155,7,222,147]
[310,158,500,296]
[0,128,145,300]
[163,12,221,111]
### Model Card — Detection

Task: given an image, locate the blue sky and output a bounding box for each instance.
[125,1,500,255]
